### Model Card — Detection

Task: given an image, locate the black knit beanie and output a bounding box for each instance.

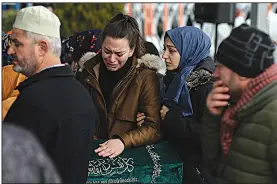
[216,24,275,77]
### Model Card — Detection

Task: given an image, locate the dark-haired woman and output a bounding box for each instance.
[79,13,162,158]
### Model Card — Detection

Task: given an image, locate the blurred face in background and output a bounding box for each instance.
[162,36,180,71]
[102,36,134,71]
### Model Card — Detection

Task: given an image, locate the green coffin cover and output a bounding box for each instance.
[87,140,183,184]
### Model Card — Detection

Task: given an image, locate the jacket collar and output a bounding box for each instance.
[136,53,166,75]
[17,65,73,91]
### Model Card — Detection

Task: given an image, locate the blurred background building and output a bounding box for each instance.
[2,3,277,57]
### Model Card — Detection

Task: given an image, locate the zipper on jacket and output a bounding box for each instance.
[109,66,137,133]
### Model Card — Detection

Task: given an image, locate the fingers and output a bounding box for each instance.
[99,141,108,147]
[109,152,118,158]
[137,120,144,127]
[210,93,230,101]
[210,100,229,107]
[101,149,115,157]
[95,139,124,158]
[160,111,165,120]
[95,141,108,153]
[161,105,169,111]
[160,106,169,120]
[136,114,145,122]
[137,112,145,117]
[212,86,229,94]
[95,146,115,157]
[94,145,106,153]
[136,112,145,127]
[207,83,231,115]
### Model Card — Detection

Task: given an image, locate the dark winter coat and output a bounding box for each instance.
[5,66,98,184]
[162,57,216,183]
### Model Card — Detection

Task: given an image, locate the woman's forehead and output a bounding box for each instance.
[164,37,175,47]
[102,36,130,50]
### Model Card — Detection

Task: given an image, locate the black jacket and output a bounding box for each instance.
[161,57,215,183]
[5,66,98,184]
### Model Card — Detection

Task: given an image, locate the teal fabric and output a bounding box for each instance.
[87,140,183,184]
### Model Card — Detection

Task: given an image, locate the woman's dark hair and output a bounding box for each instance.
[164,32,169,41]
[101,12,146,58]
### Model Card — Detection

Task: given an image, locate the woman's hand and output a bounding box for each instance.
[136,112,145,127]
[160,105,169,120]
[94,139,125,158]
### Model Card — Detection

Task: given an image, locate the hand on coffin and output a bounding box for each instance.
[95,139,125,158]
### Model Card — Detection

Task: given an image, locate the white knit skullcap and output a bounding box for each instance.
[13,6,61,38]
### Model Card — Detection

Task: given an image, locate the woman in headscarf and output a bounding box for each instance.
[137,26,216,183]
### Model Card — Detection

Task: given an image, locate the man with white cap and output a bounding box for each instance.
[4,6,98,184]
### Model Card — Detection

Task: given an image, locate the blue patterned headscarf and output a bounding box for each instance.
[163,26,211,117]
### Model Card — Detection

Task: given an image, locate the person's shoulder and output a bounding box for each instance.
[83,53,101,71]
[136,53,164,72]
[195,56,215,73]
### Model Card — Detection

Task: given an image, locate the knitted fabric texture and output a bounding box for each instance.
[216,24,275,78]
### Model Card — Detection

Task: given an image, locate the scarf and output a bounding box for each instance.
[163,26,211,117]
[221,64,277,155]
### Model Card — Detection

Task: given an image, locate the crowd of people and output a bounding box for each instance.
[2,5,277,184]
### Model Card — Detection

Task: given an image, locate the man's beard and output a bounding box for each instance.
[229,88,244,104]
[13,52,37,77]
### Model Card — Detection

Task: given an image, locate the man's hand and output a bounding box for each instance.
[94,139,125,158]
[136,112,145,127]
[160,105,170,120]
[207,80,230,115]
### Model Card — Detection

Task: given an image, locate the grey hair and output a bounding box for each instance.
[24,31,61,58]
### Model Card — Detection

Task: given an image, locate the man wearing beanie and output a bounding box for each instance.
[201,24,277,183]
[4,6,98,184]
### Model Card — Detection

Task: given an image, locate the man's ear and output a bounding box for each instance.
[238,75,251,87]
[239,76,249,81]
[38,40,48,56]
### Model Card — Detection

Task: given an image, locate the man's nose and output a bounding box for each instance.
[7,45,14,55]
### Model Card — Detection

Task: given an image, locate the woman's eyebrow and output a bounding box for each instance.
[165,44,176,48]
[104,47,126,53]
